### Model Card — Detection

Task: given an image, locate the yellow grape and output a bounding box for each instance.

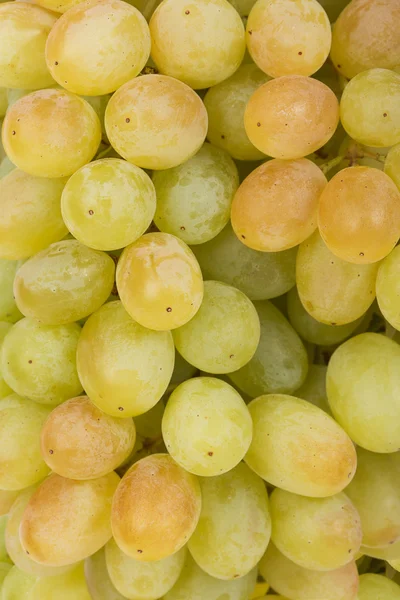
[29,563,91,600]
[246,0,331,78]
[149,0,245,89]
[231,158,326,252]
[377,246,400,330]
[0,490,18,516]
[105,74,208,170]
[357,574,400,600]
[111,454,201,561]
[84,548,127,600]
[2,89,101,178]
[19,472,119,566]
[244,76,339,159]
[116,232,203,331]
[0,3,56,89]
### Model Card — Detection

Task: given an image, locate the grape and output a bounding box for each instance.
[149,0,245,89]
[244,76,339,159]
[111,454,201,561]
[0,394,51,490]
[296,230,379,325]
[231,158,326,252]
[340,69,400,148]
[116,233,203,331]
[0,516,10,564]
[84,548,127,600]
[203,63,270,161]
[46,0,150,96]
[0,561,11,587]
[327,333,400,453]
[229,300,308,398]
[14,240,115,325]
[0,490,18,517]
[61,158,156,251]
[259,543,359,600]
[105,74,208,170]
[0,88,7,117]
[246,0,331,78]
[153,143,239,245]
[40,396,136,480]
[295,364,330,414]
[0,3,56,90]
[105,538,186,600]
[0,323,12,401]
[2,89,101,178]
[134,399,165,440]
[188,462,270,580]
[19,472,119,566]
[173,280,260,373]
[245,394,357,497]
[192,223,296,301]
[376,246,400,330]
[361,540,400,561]
[270,488,362,571]
[1,566,37,600]
[28,563,92,600]
[162,377,252,476]
[1,318,82,406]
[357,574,400,600]
[0,169,68,260]
[331,0,400,80]
[318,0,350,23]
[385,143,400,191]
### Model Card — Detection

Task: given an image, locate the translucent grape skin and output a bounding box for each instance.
[111,454,201,561]
[245,394,357,497]
[231,158,326,252]
[13,240,115,325]
[105,74,208,170]
[84,548,127,600]
[376,246,400,331]
[357,574,400,600]
[61,158,156,252]
[244,76,339,160]
[0,2,56,90]
[246,0,331,78]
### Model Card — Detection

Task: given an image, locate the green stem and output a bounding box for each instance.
[320,155,345,175]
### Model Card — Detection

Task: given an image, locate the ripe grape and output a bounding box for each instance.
[357,574,400,600]
[28,563,91,600]
[84,548,127,600]
[376,246,400,330]
[1,566,37,600]
[0,490,18,517]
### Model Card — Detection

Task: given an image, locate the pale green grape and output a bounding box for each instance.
[168,350,198,391]
[296,231,379,325]
[1,318,82,406]
[0,515,9,563]
[153,143,238,245]
[2,89,101,178]
[318,0,350,23]
[377,247,400,330]
[77,301,175,417]
[192,225,296,301]
[0,490,18,516]
[357,574,400,600]
[6,88,33,109]
[229,300,308,398]
[188,462,270,579]
[173,280,260,374]
[327,333,400,453]
[0,561,12,589]
[14,240,115,325]
[84,548,127,600]
[0,323,12,401]
[203,63,270,161]
[0,394,51,490]
[259,543,359,600]
[61,158,156,251]
[29,563,92,600]
[287,287,364,345]
[0,88,7,117]
[385,143,400,190]
[270,488,362,571]
[105,538,185,600]
[245,394,357,497]
[1,566,37,600]
[295,364,330,414]
[361,540,400,561]
[0,157,15,180]
[0,3,56,89]
[162,377,252,476]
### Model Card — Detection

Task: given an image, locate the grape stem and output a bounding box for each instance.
[319,155,345,175]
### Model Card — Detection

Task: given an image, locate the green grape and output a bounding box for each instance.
[149,0,245,89]
[0,157,15,180]
[340,69,400,148]
[153,143,238,245]
[0,490,18,517]
[361,539,400,561]
[0,3,56,89]
[203,63,270,161]
[0,88,7,117]
[0,394,51,490]
[61,158,156,251]
[245,394,357,497]
[227,0,256,17]
[188,462,271,580]
[295,364,330,414]
[84,548,127,600]
[229,300,308,398]
[2,89,101,178]
[14,240,115,325]
[1,318,82,406]
[77,301,175,417]
[105,538,186,600]
[20,472,120,566]
[259,543,359,600]
[168,350,198,391]
[1,566,37,600]
[0,515,10,563]
[327,333,400,453]
[357,574,400,600]
[165,554,257,600]
[192,223,296,301]
[29,563,92,600]
[377,246,400,330]
[296,231,379,325]
[246,0,331,78]
[0,561,12,588]
[6,88,33,109]
[318,0,350,23]
[105,74,208,170]
[0,323,12,401]
[385,143,400,190]
[40,396,136,480]
[111,454,201,561]
[173,280,260,374]
[270,488,362,571]
[162,377,252,476]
